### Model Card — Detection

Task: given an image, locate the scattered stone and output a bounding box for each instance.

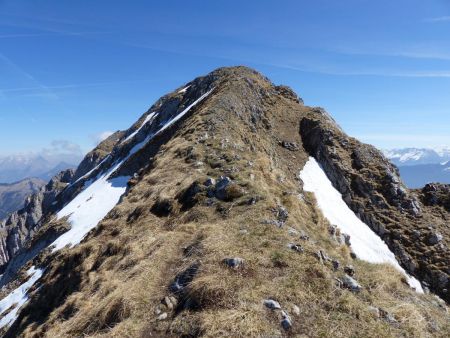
[299,231,310,241]
[281,140,299,151]
[350,250,357,259]
[264,299,281,310]
[287,243,304,253]
[276,206,289,223]
[331,259,340,271]
[155,306,162,315]
[169,263,200,294]
[428,231,443,245]
[261,219,284,228]
[341,275,362,292]
[157,312,168,320]
[163,296,174,310]
[344,265,355,276]
[368,306,380,318]
[292,305,300,316]
[288,227,299,236]
[223,257,244,269]
[379,308,397,324]
[280,310,292,330]
[343,233,351,247]
[204,177,216,187]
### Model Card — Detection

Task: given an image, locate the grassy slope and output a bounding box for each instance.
[4,67,449,337]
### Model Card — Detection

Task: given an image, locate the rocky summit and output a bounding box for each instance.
[0,67,448,337]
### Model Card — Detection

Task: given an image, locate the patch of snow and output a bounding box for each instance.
[52,169,129,251]
[300,157,423,293]
[157,88,213,135]
[178,85,190,94]
[0,267,43,330]
[121,112,158,144]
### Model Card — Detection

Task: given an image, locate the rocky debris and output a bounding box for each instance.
[292,305,300,316]
[288,227,299,236]
[280,140,299,151]
[261,219,284,228]
[379,308,397,324]
[204,177,216,187]
[274,85,303,104]
[223,257,244,269]
[331,259,340,271]
[275,206,289,224]
[428,230,443,245]
[315,250,330,264]
[157,312,168,321]
[341,275,362,292]
[280,310,292,330]
[344,265,355,276]
[287,243,304,253]
[421,183,450,212]
[299,231,310,241]
[169,263,200,294]
[163,296,178,310]
[368,306,380,318]
[263,299,281,310]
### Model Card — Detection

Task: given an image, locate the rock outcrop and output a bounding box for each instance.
[300,113,449,301]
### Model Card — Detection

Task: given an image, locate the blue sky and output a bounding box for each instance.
[0,0,450,156]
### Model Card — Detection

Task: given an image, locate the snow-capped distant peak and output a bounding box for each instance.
[384,147,450,166]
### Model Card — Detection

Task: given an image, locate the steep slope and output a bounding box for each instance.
[0,178,46,220]
[0,67,448,337]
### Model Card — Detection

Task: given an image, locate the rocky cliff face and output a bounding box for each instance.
[0,170,74,274]
[300,114,449,301]
[0,178,46,220]
[0,67,448,337]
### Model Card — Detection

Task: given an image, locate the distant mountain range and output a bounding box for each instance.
[384,147,450,188]
[0,155,80,184]
[0,178,46,220]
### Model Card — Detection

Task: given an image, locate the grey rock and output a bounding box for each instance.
[292,305,300,316]
[331,259,340,270]
[281,141,299,151]
[263,299,281,310]
[344,265,355,276]
[223,257,244,269]
[428,231,443,245]
[280,310,292,330]
[157,312,168,320]
[341,275,362,292]
[287,243,304,253]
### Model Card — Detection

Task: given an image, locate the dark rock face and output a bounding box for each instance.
[420,183,450,212]
[0,169,74,274]
[300,113,450,302]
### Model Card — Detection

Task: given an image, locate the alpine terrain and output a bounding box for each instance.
[0,178,45,220]
[0,67,448,337]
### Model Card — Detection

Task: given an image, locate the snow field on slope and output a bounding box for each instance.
[300,157,423,293]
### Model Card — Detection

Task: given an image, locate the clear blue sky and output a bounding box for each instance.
[1,0,450,156]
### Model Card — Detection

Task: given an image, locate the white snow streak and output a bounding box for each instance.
[178,85,190,93]
[0,267,43,329]
[300,157,423,293]
[121,112,158,144]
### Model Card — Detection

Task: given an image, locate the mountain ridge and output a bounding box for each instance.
[0,66,448,337]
